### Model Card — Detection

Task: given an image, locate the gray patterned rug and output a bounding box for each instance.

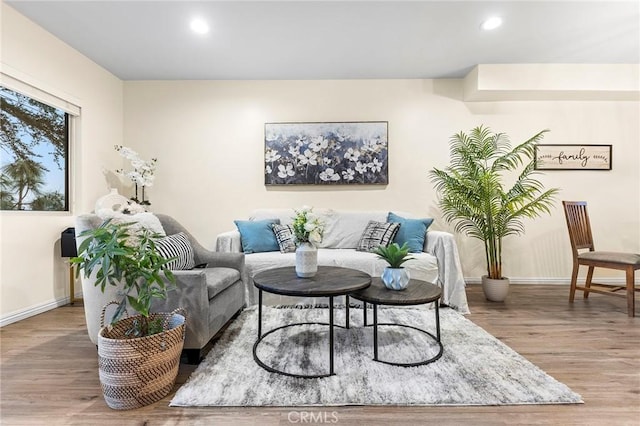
[170,306,582,407]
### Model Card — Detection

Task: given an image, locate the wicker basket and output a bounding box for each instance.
[97,302,186,410]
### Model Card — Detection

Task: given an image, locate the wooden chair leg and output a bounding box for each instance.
[584,266,594,299]
[569,263,579,303]
[626,267,635,318]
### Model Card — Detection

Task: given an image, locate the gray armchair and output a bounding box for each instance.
[75,213,245,363]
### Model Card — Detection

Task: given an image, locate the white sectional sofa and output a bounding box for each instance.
[216,208,469,313]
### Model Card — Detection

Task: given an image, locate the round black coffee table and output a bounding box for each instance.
[253,266,371,378]
[350,278,443,367]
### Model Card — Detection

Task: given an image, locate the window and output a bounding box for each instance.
[0,86,70,211]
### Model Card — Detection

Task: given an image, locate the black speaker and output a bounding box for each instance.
[61,227,77,258]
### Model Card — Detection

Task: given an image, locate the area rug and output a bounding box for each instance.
[170,306,582,407]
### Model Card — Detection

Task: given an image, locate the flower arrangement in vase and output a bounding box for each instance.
[114,145,157,206]
[291,206,324,278]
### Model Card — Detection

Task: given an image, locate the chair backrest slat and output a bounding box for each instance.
[562,201,595,255]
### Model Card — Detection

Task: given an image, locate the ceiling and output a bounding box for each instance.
[6,1,640,81]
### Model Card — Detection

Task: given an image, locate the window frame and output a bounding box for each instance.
[1,70,80,213]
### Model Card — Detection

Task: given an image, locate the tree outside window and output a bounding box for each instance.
[0,87,69,211]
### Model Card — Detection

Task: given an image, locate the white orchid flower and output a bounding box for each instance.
[117,146,139,160]
[127,171,141,181]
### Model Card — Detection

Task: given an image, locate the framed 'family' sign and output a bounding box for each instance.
[534,144,612,170]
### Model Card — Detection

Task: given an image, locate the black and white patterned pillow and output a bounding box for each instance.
[272,224,296,253]
[155,232,196,270]
[356,221,401,252]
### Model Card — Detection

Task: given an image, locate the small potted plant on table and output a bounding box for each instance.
[374,242,414,290]
[72,219,185,410]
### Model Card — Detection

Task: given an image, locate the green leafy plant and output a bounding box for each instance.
[71,219,176,337]
[374,242,414,268]
[429,126,559,280]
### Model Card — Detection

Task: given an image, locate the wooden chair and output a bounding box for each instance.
[562,201,640,317]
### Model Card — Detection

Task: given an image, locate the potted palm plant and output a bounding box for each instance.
[429,126,559,301]
[374,242,414,290]
[72,219,185,410]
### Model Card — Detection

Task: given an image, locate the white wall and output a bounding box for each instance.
[123,78,639,283]
[0,3,123,324]
[2,2,639,325]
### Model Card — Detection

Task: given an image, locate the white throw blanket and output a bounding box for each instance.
[95,209,166,236]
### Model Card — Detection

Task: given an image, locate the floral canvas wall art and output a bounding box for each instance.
[264,122,388,185]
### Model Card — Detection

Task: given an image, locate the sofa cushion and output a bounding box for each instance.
[388,212,434,253]
[272,224,296,253]
[356,221,400,252]
[155,232,196,270]
[319,210,388,249]
[205,267,241,300]
[234,219,281,253]
[249,209,296,225]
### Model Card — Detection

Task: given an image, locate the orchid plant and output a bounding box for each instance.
[292,206,324,246]
[114,145,157,206]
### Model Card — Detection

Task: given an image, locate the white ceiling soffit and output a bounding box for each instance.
[6,1,640,81]
[463,64,640,101]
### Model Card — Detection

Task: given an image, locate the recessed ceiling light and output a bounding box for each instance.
[481,16,502,31]
[190,18,209,35]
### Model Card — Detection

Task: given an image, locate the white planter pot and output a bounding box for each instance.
[381,267,410,290]
[295,242,318,278]
[481,275,510,302]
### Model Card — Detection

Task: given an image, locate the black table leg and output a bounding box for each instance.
[435,299,441,341]
[363,301,367,326]
[345,295,350,329]
[258,289,262,338]
[329,296,334,376]
[373,303,378,361]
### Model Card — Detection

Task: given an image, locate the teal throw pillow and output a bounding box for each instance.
[234,219,281,253]
[387,212,434,253]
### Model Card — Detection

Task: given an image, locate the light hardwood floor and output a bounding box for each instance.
[1,284,638,425]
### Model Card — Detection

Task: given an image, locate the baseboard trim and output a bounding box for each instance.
[465,277,639,285]
[0,296,71,328]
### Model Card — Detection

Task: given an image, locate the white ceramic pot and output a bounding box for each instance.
[295,242,318,278]
[481,275,510,302]
[381,267,410,290]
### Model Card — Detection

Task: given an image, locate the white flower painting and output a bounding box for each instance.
[264,122,388,185]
